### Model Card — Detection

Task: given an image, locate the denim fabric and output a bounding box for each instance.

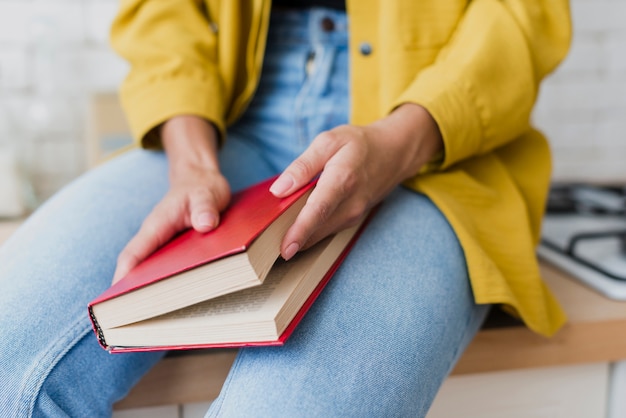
[0,151,171,417]
[0,8,489,418]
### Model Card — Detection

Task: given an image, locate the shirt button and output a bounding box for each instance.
[359,42,373,56]
[321,17,335,32]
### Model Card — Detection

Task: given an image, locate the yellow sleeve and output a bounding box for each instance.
[392,0,572,170]
[110,0,225,148]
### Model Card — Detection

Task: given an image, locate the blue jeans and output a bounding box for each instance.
[0,9,489,418]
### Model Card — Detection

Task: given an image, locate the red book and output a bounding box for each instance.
[88,176,372,352]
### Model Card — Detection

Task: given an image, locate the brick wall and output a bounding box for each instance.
[0,0,624,202]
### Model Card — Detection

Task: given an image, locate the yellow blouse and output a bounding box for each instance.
[111,0,572,336]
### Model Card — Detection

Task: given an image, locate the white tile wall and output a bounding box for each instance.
[0,0,624,202]
[533,0,626,183]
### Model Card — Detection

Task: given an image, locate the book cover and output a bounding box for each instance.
[90,176,315,307]
[99,213,371,352]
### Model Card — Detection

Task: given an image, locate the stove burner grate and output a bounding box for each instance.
[539,183,626,299]
[541,229,626,282]
[546,184,626,216]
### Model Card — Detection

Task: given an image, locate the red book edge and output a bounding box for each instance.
[88,176,315,307]
[93,208,376,353]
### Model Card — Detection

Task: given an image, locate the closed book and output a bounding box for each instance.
[88,176,372,352]
[89,176,313,341]
[94,220,367,352]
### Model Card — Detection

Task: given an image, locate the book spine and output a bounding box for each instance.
[88,306,109,350]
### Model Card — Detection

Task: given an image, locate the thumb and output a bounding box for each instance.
[111,201,184,284]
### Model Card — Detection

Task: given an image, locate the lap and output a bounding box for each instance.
[208,187,489,418]
[0,139,486,417]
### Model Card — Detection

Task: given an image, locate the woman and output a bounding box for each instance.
[0,1,571,416]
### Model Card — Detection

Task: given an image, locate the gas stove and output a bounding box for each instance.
[538,184,626,299]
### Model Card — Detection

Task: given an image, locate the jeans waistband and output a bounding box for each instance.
[268,7,348,46]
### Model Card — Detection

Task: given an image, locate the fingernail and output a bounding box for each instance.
[197,212,217,230]
[270,174,294,196]
[283,242,300,261]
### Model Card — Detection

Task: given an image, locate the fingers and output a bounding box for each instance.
[280,185,338,260]
[273,128,373,260]
[188,181,230,232]
[270,131,340,197]
[112,201,184,283]
[113,178,231,284]
[280,166,367,260]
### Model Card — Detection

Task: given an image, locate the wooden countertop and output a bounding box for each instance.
[453,261,626,374]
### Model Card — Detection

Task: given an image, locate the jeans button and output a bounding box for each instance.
[359,42,373,56]
[321,17,335,32]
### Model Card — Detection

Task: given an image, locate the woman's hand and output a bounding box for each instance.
[112,115,230,283]
[270,103,443,260]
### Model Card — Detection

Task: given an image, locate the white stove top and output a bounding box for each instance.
[539,185,626,299]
